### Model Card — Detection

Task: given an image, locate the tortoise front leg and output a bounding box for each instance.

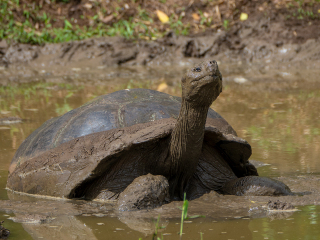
[220,176,293,196]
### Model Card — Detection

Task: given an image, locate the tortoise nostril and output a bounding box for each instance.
[207,60,217,71]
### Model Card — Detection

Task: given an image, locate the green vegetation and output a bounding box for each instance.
[168,15,190,36]
[295,0,316,19]
[0,82,82,118]
[0,0,189,44]
[147,193,205,240]
[179,193,205,238]
[1,0,318,45]
[223,19,229,30]
[55,91,73,115]
[179,193,189,238]
[151,215,165,240]
[286,0,320,19]
[0,0,154,44]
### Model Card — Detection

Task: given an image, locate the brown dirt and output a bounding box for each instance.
[1,0,320,72]
[232,0,320,44]
[2,174,320,235]
[7,0,320,43]
[267,200,295,210]
[1,21,320,74]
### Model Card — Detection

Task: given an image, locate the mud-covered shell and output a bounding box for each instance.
[7,89,255,199]
[10,89,235,173]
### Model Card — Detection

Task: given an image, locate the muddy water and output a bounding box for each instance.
[0,64,320,239]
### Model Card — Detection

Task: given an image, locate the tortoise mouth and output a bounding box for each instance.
[210,72,222,83]
[205,73,221,83]
[210,74,220,79]
[192,74,221,87]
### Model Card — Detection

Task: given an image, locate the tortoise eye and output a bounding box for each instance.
[193,67,201,72]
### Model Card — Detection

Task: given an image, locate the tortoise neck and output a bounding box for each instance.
[169,100,209,173]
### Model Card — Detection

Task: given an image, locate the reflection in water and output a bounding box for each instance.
[78,215,254,240]
[0,66,320,239]
[78,205,320,240]
[249,205,320,240]
[1,204,320,240]
[16,215,98,240]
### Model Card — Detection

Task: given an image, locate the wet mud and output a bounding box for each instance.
[267,200,295,211]
[0,221,10,239]
[1,174,320,236]
[1,19,320,83]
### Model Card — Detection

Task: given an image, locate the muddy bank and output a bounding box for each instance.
[0,175,320,237]
[1,19,320,78]
[3,175,320,220]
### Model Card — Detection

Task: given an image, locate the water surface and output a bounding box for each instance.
[0,64,319,239]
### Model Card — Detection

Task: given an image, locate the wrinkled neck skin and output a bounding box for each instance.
[168,99,210,194]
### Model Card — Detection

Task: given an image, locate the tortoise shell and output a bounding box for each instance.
[10,88,235,173]
[7,89,253,199]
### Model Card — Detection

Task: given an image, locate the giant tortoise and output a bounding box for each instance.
[7,60,292,207]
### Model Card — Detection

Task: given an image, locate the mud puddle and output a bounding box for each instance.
[2,18,320,72]
[78,205,320,240]
[0,64,320,239]
[1,196,320,239]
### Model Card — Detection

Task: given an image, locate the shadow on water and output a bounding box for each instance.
[0,64,320,239]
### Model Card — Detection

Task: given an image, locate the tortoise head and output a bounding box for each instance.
[181,60,222,107]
